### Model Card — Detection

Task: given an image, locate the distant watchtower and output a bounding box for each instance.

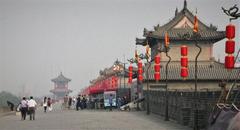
[50,72,72,99]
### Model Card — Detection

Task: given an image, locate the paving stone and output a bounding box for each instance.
[0,104,191,130]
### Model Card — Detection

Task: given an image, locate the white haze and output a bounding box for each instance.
[0,0,239,97]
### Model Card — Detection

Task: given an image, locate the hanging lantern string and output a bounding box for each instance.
[224,48,240,102]
[223,22,239,102]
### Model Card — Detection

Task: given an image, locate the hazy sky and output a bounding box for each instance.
[0,0,239,97]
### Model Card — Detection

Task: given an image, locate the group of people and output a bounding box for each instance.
[63,95,75,109]
[75,95,87,110]
[42,97,52,113]
[19,96,37,120]
[62,95,88,111]
[117,96,128,109]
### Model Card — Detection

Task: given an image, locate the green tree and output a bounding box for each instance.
[0,91,20,107]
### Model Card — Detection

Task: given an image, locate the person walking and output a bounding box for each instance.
[20,97,28,120]
[63,95,68,109]
[43,97,47,113]
[109,94,113,111]
[47,97,52,112]
[76,95,81,111]
[27,96,37,120]
[82,95,87,109]
[68,96,72,109]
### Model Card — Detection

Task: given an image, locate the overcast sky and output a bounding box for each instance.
[0,0,239,97]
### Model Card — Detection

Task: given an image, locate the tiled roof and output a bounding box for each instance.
[144,61,239,81]
[51,72,71,83]
[137,2,225,45]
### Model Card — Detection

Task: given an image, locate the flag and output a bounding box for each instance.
[165,32,170,47]
[193,15,198,33]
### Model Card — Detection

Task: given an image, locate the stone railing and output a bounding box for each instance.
[0,107,11,113]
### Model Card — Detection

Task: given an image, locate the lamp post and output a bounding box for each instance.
[128,47,151,113]
[138,38,171,116]
[163,45,171,121]
[138,52,152,115]
[127,57,140,103]
[154,43,171,120]
[192,31,202,130]
[154,32,171,121]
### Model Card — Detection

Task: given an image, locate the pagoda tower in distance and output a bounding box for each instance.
[50,72,72,99]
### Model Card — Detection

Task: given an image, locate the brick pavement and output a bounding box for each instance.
[0,107,191,130]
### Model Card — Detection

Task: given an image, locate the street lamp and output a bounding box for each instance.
[128,51,143,110]
[138,49,151,114]
[191,14,202,130]
[153,33,172,121]
[192,32,202,130]
[137,33,171,117]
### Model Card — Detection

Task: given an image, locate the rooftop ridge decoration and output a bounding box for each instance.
[222,4,240,21]
[51,72,71,83]
[137,0,225,45]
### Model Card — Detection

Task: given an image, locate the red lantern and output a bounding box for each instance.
[225,55,234,69]
[128,77,132,84]
[138,62,142,68]
[181,67,188,78]
[138,61,143,82]
[138,69,143,74]
[154,54,160,64]
[154,73,160,81]
[138,75,143,81]
[154,53,160,81]
[129,72,133,77]
[181,57,188,67]
[154,64,160,72]
[181,46,188,56]
[111,77,115,87]
[225,40,235,54]
[128,64,133,84]
[129,65,133,71]
[226,24,235,39]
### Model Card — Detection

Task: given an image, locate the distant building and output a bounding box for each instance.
[50,72,72,99]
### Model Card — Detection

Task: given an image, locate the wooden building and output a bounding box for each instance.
[135,0,239,128]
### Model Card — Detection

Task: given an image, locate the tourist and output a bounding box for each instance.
[68,96,72,109]
[20,97,28,120]
[117,97,122,109]
[43,97,47,113]
[80,95,84,109]
[82,95,87,109]
[72,96,76,107]
[76,95,81,111]
[63,95,68,109]
[109,94,113,111]
[27,96,37,120]
[47,97,52,111]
